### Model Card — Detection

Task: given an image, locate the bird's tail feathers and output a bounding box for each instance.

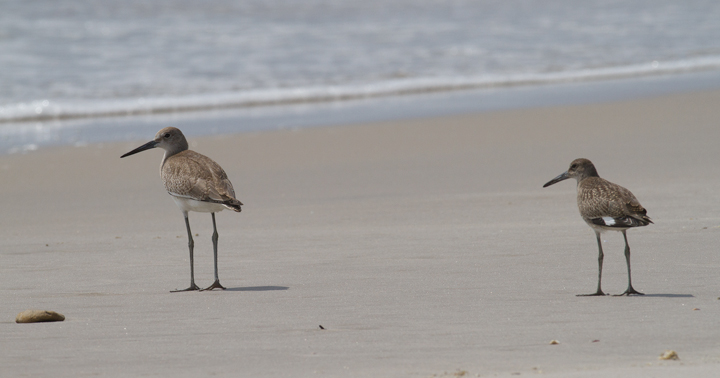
[222,199,243,212]
[590,215,652,228]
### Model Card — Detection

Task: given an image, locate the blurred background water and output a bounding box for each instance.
[2,0,720,122]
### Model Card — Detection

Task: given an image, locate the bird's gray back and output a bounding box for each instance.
[161,150,238,203]
[577,177,646,220]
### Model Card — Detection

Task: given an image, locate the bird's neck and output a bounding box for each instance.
[576,167,600,184]
[161,145,189,166]
[584,165,600,178]
[160,149,183,171]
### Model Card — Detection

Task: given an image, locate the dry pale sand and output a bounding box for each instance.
[2,89,720,377]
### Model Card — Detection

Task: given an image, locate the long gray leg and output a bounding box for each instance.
[202,213,226,291]
[615,230,644,296]
[171,212,201,292]
[577,231,606,296]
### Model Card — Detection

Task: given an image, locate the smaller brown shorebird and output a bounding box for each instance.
[543,158,652,296]
[121,127,242,292]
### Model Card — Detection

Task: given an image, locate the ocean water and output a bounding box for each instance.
[2,0,720,124]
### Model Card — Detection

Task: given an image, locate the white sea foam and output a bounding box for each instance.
[3,56,720,123]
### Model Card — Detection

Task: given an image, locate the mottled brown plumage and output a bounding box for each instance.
[577,176,651,228]
[162,150,242,212]
[543,158,651,296]
[121,127,242,292]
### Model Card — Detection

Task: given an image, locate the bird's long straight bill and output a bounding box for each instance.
[543,171,570,187]
[120,140,159,158]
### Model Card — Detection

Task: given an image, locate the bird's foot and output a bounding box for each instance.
[200,280,226,291]
[576,290,607,297]
[613,287,644,296]
[170,283,201,293]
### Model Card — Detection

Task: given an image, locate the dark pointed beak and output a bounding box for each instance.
[543,171,570,188]
[120,140,159,158]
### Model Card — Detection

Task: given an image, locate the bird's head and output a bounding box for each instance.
[121,127,188,158]
[543,158,599,187]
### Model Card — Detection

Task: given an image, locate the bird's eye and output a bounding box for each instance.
[164,133,170,138]
[570,164,577,170]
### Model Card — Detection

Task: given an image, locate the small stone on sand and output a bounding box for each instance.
[659,350,679,360]
[549,340,559,345]
[16,309,65,323]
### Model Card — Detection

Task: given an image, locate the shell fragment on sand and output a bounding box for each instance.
[15,310,65,323]
[659,350,679,360]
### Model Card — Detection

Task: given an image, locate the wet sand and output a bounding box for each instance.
[2,88,720,377]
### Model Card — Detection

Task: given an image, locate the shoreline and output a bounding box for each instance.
[3,69,720,155]
[2,85,720,377]
[5,59,720,124]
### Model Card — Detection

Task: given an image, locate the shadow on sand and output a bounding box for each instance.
[636,293,694,298]
[225,286,289,292]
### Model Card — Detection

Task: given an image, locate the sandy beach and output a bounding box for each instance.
[2,88,720,377]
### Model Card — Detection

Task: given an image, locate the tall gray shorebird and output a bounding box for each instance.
[121,127,242,292]
[543,158,651,296]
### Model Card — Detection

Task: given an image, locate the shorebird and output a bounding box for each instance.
[121,127,242,292]
[543,158,651,296]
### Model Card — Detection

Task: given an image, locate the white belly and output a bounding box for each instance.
[171,195,226,213]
